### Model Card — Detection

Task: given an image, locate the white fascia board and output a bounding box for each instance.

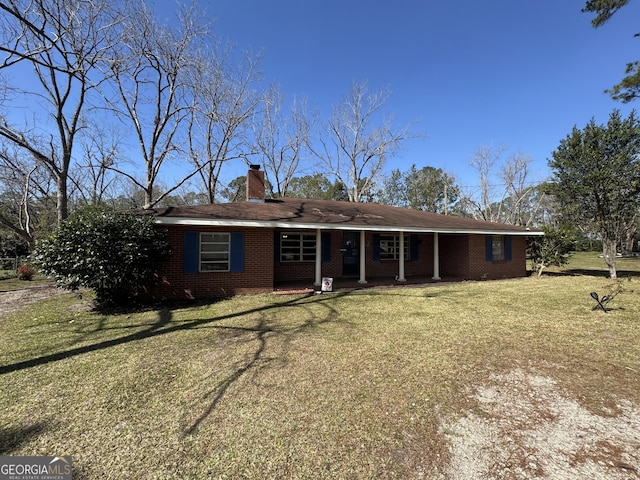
[154,217,543,236]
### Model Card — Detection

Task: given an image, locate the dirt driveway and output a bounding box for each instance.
[0,284,67,316]
[441,368,640,479]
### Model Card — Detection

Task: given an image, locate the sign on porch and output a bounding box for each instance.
[321,277,333,293]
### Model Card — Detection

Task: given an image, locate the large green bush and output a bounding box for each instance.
[32,207,170,307]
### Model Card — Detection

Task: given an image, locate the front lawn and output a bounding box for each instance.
[544,250,640,276]
[1,258,639,478]
[0,272,50,289]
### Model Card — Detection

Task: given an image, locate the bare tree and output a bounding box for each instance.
[310,81,416,202]
[70,118,125,206]
[187,46,262,203]
[461,146,546,226]
[0,145,56,247]
[254,85,312,198]
[500,152,545,227]
[0,0,120,222]
[460,144,508,222]
[106,1,208,209]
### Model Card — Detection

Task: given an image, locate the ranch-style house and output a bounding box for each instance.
[145,165,543,299]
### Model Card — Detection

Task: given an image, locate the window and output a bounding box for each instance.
[485,235,512,263]
[280,233,316,262]
[200,232,230,271]
[491,235,505,261]
[379,234,410,260]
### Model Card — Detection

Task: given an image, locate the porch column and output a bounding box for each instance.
[314,229,322,286]
[358,229,367,284]
[397,231,406,282]
[432,232,441,280]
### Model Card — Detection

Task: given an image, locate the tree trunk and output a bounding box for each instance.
[57,175,69,222]
[621,227,636,256]
[602,236,618,279]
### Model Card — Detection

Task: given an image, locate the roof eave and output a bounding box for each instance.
[153,217,543,236]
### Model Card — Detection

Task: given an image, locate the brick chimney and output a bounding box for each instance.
[246,164,265,202]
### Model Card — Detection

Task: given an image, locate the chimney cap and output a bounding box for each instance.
[249,164,261,170]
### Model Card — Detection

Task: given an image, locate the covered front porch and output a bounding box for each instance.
[274,229,444,287]
[274,227,530,289]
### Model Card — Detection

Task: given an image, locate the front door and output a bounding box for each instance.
[342,231,360,277]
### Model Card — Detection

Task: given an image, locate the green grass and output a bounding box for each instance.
[0,273,52,290]
[1,255,639,478]
[545,250,640,276]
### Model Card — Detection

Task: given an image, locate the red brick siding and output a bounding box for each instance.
[467,234,526,280]
[438,234,526,280]
[151,225,273,299]
[440,234,470,278]
[152,226,528,300]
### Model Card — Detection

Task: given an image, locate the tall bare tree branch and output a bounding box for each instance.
[105,0,210,208]
[254,85,312,198]
[0,0,121,222]
[310,81,417,202]
[187,46,262,203]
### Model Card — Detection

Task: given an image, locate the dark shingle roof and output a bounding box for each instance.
[149,198,541,235]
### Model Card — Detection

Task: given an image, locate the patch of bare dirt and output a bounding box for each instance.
[441,368,640,479]
[0,285,68,316]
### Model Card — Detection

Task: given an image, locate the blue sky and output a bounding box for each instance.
[153,0,639,188]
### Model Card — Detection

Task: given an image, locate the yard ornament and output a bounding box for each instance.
[590,291,610,313]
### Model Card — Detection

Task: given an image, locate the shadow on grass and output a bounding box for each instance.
[183,318,273,435]
[543,269,640,278]
[0,423,49,454]
[63,302,176,349]
[2,290,349,437]
[0,293,347,377]
[183,291,347,435]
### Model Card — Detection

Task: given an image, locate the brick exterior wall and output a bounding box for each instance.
[466,234,527,280]
[440,234,470,278]
[150,225,273,300]
[439,233,526,280]
[151,226,528,300]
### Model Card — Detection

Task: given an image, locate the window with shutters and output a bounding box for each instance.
[379,234,410,260]
[200,232,230,271]
[491,235,505,261]
[280,233,316,262]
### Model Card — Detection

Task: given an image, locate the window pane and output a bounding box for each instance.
[201,262,228,272]
[379,235,395,259]
[200,232,230,271]
[492,236,504,261]
[201,252,228,261]
[280,232,316,262]
[201,233,228,243]
[379,235,410,260]
[201,243,228,252]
